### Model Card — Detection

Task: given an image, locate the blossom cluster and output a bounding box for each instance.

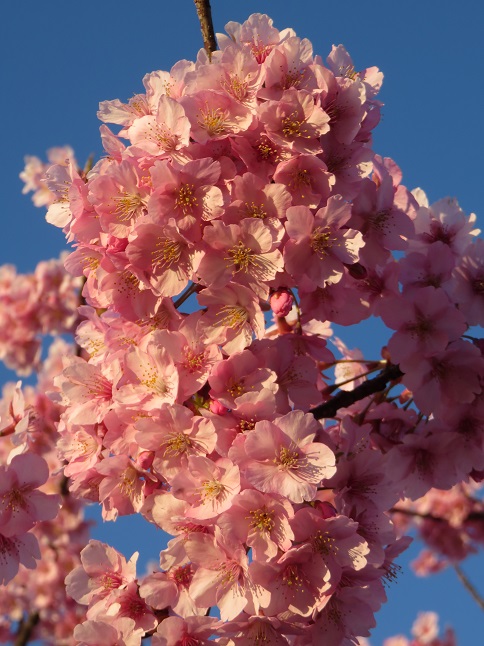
[4,11,483,645]
[0,256,82,374]
[383,611,456,646]
[0,342,91,642]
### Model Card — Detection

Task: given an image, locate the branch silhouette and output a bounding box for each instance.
[309,363,404,419]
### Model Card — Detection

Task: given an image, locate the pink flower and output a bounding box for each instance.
[402,340,484,416]
[284,197,364,288]
[379,286,467,370]
[198,219,284,299]
[0,453,60,537]
[171,455,240,520]
[65,539,138,609]
[250,543,331,616]
[208,349,278,409]
[126,221,202,298]
[198,283,265,355]
[273,154,334,209]
[180,90,253,144]
[217,489,294,559]
[73,618,144,646]
[135,403,216,481]
[0,532,40,585]
[88,159,149,238]
[151,615,220,646]
[451,238,484,325]
[185,531,252,620]
[127,95,190,157]
[259,89,330,154]
[239,410,336,503]
[147,157,224,239]
[55,357,115,425]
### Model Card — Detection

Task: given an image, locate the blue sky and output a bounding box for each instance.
[1,0,483,642]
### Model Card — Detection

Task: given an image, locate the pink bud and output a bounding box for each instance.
[210,398,228,415]
[318,501,338,519]
[270,289,294,317]
[137,451,154,470]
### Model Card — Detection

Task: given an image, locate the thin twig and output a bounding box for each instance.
[309,363,403,419]
[454,564,484,612]
[193,0,217,59]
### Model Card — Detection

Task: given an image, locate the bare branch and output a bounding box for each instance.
[309,364,403,420]
[193,0,217,59]
[14,612,39,646]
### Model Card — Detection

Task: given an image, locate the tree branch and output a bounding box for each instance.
[14,612,39,646]
[390,506,484,524]
[193,0,217,59]
[454,564,484,612]
[309,363,403,420]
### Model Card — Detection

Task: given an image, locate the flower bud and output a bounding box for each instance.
[270,289,294,317]
[137,451,154,470]
[210,398,228,415]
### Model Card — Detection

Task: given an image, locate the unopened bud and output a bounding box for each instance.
[137,451,154,470]
[210,398,228,415]
[270,289,294,317]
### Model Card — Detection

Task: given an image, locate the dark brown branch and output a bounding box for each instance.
[390,506,484,524]
[454,564,484,612]
[193,0,217,59]
[14,612,39,646]
[309,363,403,420]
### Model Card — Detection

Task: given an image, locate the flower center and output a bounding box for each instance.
[222,74,249,101]
[198,106,227,137]
[249,507,275,533]
[152,238,182,270]
[217,304,249,330]
[256,137,279,162]
[183,347,205,371]
[370,209,391,232]
[245,201,267,219]
[282,68,304,90]
[281,111,309,139]
[175,184,198,214]
[163,433,191,457]
[276,446,300,469]
[228,379,245,398]
[289,168,311,194]
[147,123,178,152]
[200,479,226,501]
[311,227,336,257]
[226,242,253,273]
[99,572,124,590]
[312,531,336,555]
[282,564,303,588]
[238,418,256,433]
[171,564,193,587]
[140,367,171,396]
[3,489,25,513]
[113,192,144,222]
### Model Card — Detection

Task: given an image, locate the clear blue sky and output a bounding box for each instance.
[1,1,483,643]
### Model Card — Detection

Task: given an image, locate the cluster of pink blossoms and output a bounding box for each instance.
[0,341,90,643]
[382,611,456,646]
[0,257,82,374]
[4,11,484,645]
